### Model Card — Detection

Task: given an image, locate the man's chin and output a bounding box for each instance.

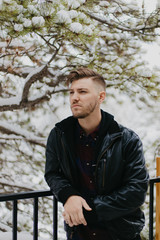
[72,113,87,119]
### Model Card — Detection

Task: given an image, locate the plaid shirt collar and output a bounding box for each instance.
[77,122,100,141]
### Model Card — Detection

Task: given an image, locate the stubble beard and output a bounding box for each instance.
[71,100,98,119]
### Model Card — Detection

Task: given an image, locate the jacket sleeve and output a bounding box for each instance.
[93,131,149,222]
[44,128,81,204]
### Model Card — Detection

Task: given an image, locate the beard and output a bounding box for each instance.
[71,100,98,119]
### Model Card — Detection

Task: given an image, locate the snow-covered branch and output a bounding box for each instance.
[0,180,34,192]
[21,47,60,102]
[0,121,46,147]
[86,11,160,36]
[0,88,68,112]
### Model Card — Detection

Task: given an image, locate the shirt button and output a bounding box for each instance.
[93,232,96,236]
[90,180,93,184]
[86,163,90,166]
[86,144,89,147]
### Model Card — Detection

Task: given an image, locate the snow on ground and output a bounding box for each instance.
[0,232,45,240]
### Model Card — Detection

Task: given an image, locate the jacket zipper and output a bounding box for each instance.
[102,159,106,188]
[95,135,122,183]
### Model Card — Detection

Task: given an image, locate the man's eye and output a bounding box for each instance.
[80,91,87,93]
[70,91,74,95]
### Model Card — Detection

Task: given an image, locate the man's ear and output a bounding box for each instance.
[99,91,106,103]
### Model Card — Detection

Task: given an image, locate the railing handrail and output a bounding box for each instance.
[0,190,52,202]
[0,189,57,240]
[1,177,160,240]
[149,176,160,184]
[149,176,160,240]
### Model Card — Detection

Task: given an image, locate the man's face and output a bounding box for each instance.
[69,78,101,119]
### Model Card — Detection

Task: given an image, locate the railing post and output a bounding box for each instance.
[53,196,58,240]
[156,156,160,240]
[33,197,38,240]
[0,190,58,240]
[149,180,154,240]
[13,200,17,240]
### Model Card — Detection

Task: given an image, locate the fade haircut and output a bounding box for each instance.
[66,67,106,90]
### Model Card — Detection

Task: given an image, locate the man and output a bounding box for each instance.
[45,68,149,240]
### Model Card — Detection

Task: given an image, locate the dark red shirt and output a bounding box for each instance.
[75,123,98,200]
[69,123,112,240]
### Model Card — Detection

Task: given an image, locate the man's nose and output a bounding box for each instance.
[71,92,80,101]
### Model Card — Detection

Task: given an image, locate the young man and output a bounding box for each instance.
[45,68,149,240]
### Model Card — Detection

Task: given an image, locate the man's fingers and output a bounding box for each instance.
[63,210,87,226]
[82,200,92,211]
[78,211,87,226]
[63,214,74,227]
[63,196,92,226]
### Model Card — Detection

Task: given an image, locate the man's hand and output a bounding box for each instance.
[63,195,92,227]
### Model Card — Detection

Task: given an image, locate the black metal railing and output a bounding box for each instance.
[149,177,160,240]
[0,190,57,240]
[0,177,160,240]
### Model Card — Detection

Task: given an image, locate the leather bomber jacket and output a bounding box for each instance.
[45,110,149,240]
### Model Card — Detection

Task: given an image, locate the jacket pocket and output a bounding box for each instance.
[106,212,144,240]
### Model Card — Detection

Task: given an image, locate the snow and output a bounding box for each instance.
[0,96,21,106]
[0,222,11,232]
[32,16,45,27]
[23,19,32,28]
[0,1,160,239]
[137,0,158,11]
[0,121,46,143]
[69,10,78,19]
[56,10,72,24]
[14,24,24,32]
[3,0,12,4]
[0,232,45,240]
[82,26,93,35]
[25,65,45,83]
[99,1,110,7]
[0,0,3,10]
[67,0,86,9]
[27,5,38,14]
[70,22,83,33]
[114,65,123,73]
[68,0,81,9]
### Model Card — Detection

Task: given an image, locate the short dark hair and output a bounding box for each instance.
[66,67,106,90]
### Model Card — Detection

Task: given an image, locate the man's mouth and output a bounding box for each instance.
[72,104,81,108]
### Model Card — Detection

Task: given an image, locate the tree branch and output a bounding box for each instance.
[21,47,60,103]
[0,181,34,192]
[86,11,160,35]
[0,122,46,147]
[0,88,68,112]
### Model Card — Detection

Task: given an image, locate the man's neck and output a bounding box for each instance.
[78,110,102,135]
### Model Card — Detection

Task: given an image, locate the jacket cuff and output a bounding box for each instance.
[83,199,98,226]
[58,186,81,205]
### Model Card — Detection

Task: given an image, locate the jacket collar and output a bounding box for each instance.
[55,110,122,165]
[55,110,120,135]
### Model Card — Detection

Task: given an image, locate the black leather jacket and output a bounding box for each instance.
[45,111,149,240]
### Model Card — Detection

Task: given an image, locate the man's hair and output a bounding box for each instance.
[66,67,106,90]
